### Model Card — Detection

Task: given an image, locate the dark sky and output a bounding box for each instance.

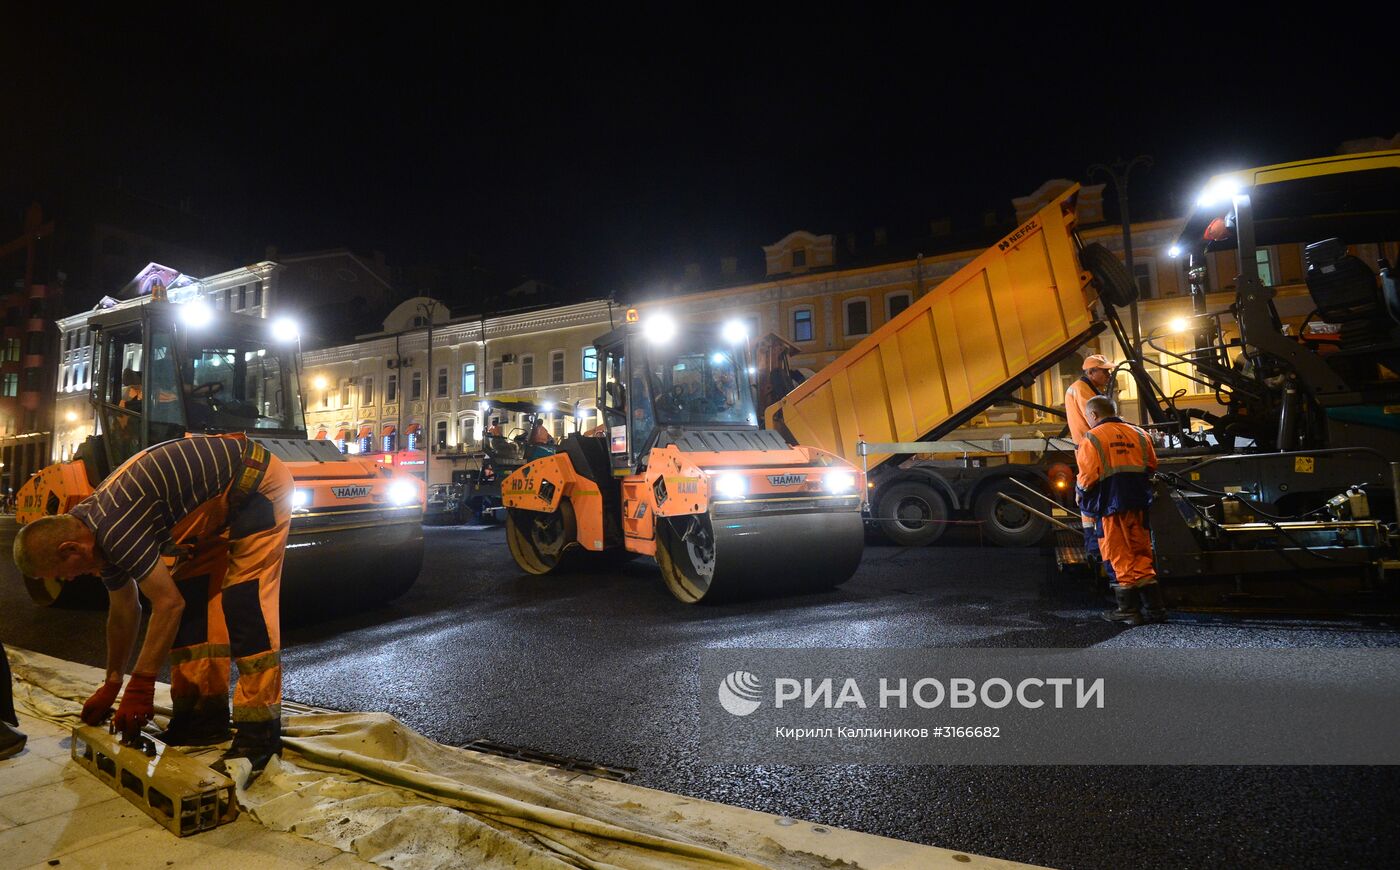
[3,8,1393,300]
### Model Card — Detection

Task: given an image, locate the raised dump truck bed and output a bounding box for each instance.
[766,186,1108,546]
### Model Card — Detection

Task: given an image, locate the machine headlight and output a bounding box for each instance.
[824,472,856,494]
[722,319,748,344]
[388,479,419,506]
[714,473,747,499]
[292,488,311,510]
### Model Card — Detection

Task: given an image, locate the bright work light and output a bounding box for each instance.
[271,317,301,343]
[644,314,677,343]
[722,320,748,343]
[181,300,213,328]
[1196,176,1244,208]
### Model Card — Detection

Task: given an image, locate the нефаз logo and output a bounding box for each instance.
[719,671,763,716]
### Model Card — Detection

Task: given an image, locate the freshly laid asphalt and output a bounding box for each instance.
[3,524,1399,869]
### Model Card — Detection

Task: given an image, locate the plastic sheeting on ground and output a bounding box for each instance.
[6,646,1033,870]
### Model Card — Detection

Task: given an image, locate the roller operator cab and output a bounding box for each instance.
[16,299,425,614]
[502,314,865,603]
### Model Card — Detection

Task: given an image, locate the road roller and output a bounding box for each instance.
[502,311,865,603]
[8,294,424,616]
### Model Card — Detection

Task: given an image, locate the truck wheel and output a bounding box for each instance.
[973,480,1050,547]
[1080,242,1138,307]
[876,482,948,546]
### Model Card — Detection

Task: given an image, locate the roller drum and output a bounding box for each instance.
[658,500,864,603]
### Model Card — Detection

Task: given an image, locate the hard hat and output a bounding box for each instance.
[1082,354,1113,372]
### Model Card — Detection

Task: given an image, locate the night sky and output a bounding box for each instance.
[3,8,1392,301]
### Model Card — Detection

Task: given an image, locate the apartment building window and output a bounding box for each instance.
[550,350,564,384]
[792,308,813,342]
[435,420,448,449]
[253,283,263,307]
[3,338,18,362]
[322,386,330,408]
[1133,260,1157,299]
[342,380,353,407]
[491,360,504,391]
[792,249,806,268]
[886,292,912,321]
[362,377,374,404]
[1256,248,1275,286]
[4,373,19,397]
[521,355,534,387]
[386,373,398,403]
[583,347,597,380]
[436,366,449,398]
[411,371,423,400]
[844,298,869,337]
[237,285,247,310]
[462,362,477,394]
[26,333,44,355]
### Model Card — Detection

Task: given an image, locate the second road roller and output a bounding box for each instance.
[502,312,865,603]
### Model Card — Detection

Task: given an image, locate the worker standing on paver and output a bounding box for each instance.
[1075,395,1167,625]
[12,434,292,774]
[1067,353,1115,579]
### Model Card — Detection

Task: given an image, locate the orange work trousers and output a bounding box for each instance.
[1098,509,1155,588]
[167,456,292,725]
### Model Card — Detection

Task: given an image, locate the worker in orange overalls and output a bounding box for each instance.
[1075,395,1168,625]
[13,434,292,776]
[1067,354,1115,580]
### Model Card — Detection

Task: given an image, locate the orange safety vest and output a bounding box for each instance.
[1075,418,1158,517]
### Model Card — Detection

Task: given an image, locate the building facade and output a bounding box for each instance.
[1,204,61,496]
[299,298,617,484]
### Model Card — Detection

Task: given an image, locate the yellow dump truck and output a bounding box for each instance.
[764,186,1135,546]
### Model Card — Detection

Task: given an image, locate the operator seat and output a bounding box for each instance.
[1306,238,1400,351]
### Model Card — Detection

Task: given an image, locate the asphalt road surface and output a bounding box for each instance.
[4,525,1399,869]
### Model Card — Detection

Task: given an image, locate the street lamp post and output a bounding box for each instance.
[416,299,440,486]
[1088,155,1152,420]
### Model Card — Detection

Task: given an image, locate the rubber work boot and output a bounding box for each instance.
[0,719,25,760]
[212,720,281,781]
[1138,581,1168,624]
[1102,585,1143,626]
[157,701,233,747]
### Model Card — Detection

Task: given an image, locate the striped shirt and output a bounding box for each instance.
[70,436,245,590]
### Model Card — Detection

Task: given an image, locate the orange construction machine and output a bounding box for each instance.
[12,296,424,615]
[501,314,865,603]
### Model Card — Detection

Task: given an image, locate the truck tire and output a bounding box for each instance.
[1080,242,1138,307]
[973,480,1050,547]
[876,481,948,546]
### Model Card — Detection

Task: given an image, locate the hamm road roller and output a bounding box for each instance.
[502,312,865,603]
[11,295,424,616]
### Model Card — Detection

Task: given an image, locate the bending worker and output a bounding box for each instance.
[1067,353,1115,579]
[13,434,291,773]
[1075,395,1167,625]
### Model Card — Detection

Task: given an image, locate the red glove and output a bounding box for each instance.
[81,681,122,726]
[112,673,157,738]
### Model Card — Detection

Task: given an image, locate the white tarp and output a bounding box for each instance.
[6,646,1034,870]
